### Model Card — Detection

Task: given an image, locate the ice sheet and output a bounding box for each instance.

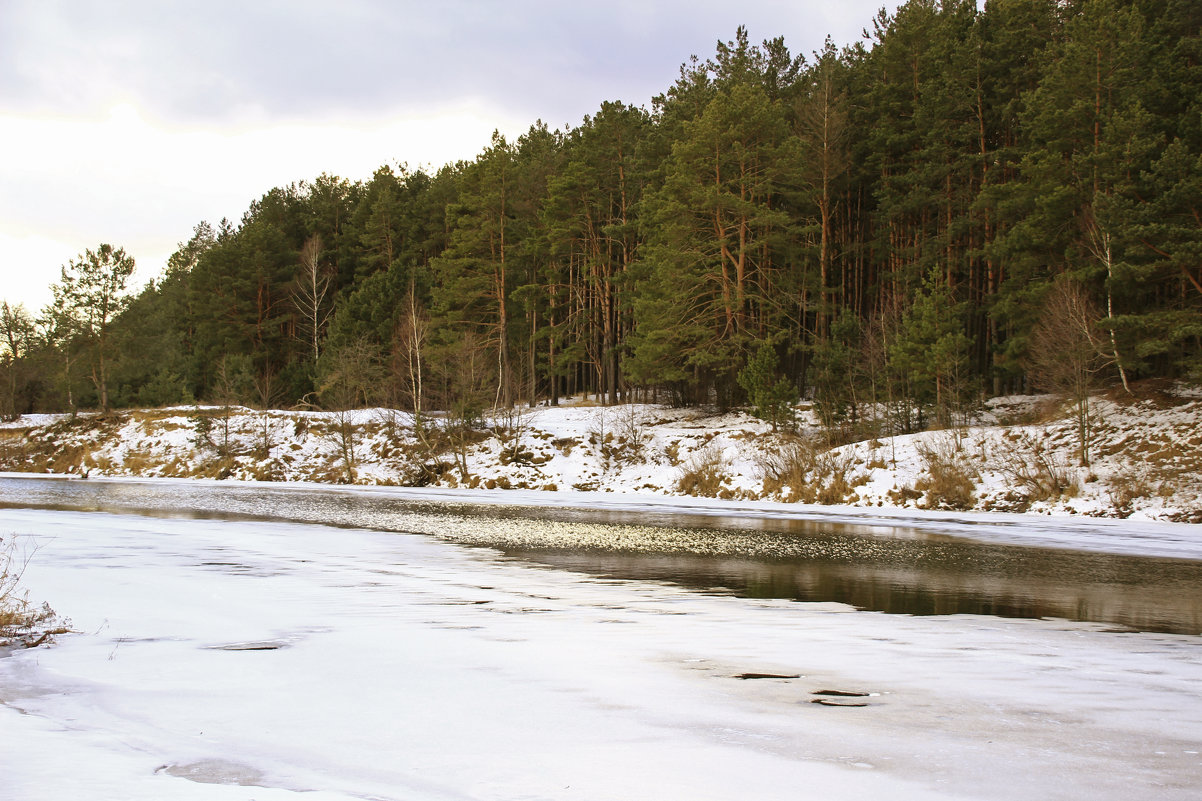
[2,507,1201,800]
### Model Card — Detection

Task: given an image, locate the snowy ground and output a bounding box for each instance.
[1,508,1201,800]
[2,384,1201,523]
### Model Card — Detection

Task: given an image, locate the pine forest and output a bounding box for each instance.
[3,0,1201,441]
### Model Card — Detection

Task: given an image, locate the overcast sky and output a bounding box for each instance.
[1,0,898,312]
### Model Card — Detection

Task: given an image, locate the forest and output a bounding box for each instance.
[2,0,1200,441]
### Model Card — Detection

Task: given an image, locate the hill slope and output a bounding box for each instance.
[2,385,1200,523]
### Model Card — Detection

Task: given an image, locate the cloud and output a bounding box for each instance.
[0,98,530,303]
[0,0,897,308]
[2,1,888,124]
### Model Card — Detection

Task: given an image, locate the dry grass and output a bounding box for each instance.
[1105,472,1156,518]
[675,446,730,497]
[756,437,857,505]
[1,534,66,648]
[122,449,165,475]
[0,430,35,471]
[914,434,979,510]
[995,431,1079,511]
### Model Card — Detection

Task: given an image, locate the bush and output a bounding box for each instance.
[1106,472,1154,518]
[999,431,1079,505]
[755,437,857,505]
[675,446,730,496]
[914,434,978,510]
[1,534,64,648]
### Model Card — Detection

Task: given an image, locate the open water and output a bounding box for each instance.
[3,475,1200,634]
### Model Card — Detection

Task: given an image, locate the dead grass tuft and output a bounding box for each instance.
[756,437,858,505]
[914,434,978,510]
[122,450,164,475]
[675,446,730,497]
[1,534,67,648]
[1106,472,1156,518]
[998,431,1079,508]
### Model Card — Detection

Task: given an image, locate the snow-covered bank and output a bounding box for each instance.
[2,385,1201,524]
[2,508,1200,801]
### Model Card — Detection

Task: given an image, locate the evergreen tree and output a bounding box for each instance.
[631,43,800,404]
[887,267,974,429]
[543,101,648,403]
[0,302,37,420]
[48,244,136,412]
[737,341,797,431]
[432,133,522,409]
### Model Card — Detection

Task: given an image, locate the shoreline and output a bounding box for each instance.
[4,471,1201,561]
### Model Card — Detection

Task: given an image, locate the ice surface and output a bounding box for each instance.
[2,507,1201,800]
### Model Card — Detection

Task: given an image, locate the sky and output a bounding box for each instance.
[0,0,900,313]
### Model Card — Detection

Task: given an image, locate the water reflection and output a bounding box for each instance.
[500,550,1202,634]
[3,476,1201,635]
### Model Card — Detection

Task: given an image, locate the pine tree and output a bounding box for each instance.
[632,70,798,404]
[0,302,36,420]
[737,341,797,431]
[887,267,973,430]
[49,244,136,412]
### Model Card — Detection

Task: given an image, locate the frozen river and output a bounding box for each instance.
[4,475,1202,634]
[2,477,1201,799]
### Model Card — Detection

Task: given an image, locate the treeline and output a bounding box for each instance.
[3,0,1201,436]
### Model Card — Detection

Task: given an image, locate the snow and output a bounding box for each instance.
[2,507,1201,800]
[2,386,1200,528]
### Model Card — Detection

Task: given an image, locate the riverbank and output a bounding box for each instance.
[2,383,1201,523]
[5,472,1202,561]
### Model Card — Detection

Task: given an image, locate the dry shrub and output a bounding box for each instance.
[122,449,163,475]
[398,459,452,487]
[757,439,816,498]
[498,444,535,465]
[89,453,114,474]
[48,443,92,474]
[1020,396,1066,426]
[756,438,856,505]
[157,457,193,478]
[1106,472,1155,518]
[675,446,729,497]
[193,454,237,480]
[552,437,579,457]
[999,431,1079,506]
[0,431,34,471]
[583,406,653,472]
[888,484,924,505]
[306,460,349,484]
[914,434,978,510]
[394,422,456,486]
[489,406,535,445]
[1,534,65,648]
[247,459,287,482]
[612,404,651,463]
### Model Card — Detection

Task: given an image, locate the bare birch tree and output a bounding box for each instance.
[393,289,428,419]
[1083,214,1132,394]
[293,235,332,365]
